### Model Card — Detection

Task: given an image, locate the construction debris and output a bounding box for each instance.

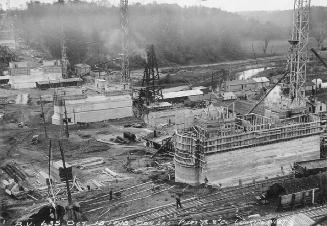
[123,132,136,142]
[69,157,104,169]
[2,0,327,225]
[31,135,39,145]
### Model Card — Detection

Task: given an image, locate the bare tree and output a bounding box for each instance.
[260,22,281,56]
[262,38,270,55]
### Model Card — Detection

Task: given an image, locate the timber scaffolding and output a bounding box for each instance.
[174,106,322,169]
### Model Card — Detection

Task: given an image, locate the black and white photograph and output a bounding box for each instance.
[0,0,327,225]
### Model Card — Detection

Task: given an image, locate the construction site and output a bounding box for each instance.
[1,0,327,225]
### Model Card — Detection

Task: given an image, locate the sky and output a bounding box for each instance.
[5,0,327,11]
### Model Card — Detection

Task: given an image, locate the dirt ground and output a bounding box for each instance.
[1,45,325,224]
[0,86,176,223]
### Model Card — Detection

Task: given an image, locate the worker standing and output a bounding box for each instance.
[176,193,182,209]
[204,177,208,188]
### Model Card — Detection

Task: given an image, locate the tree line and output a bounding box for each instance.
[14,1,325,69]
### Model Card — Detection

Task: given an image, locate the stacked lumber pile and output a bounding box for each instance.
[69,157,104,169]
[1,164,27,183]
[37,176,86,198]
[1,163,42,200]
[84,167,130,190]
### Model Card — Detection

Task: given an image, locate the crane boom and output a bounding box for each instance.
[250,0,311,115]
[120,0,130,89]
[248,71,289,114]
[311,48,327,70]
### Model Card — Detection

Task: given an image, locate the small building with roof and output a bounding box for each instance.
[252,77,270,88]
[74,64,91,77]
[223,79,257,93]
[162,89,204,103]
[36,78,83,90]
[221,91,237,101]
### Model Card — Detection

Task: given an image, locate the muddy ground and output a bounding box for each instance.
[0,86,198,224]
[1,49,326,224]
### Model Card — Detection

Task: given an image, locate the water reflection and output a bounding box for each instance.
[237,67,272,80]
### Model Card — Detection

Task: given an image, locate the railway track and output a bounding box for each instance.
[306,206,327,220]
[138,190,252,223]
[134,187,253,222]
[80,181,153,205]
[240,204,327,225]
[80,181,171,215]
[108,175,295,223]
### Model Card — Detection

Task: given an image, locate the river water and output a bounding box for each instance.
[237,67,272,80]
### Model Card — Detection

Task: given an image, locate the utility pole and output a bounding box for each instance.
[48,139,51,192]
[47,140,56,201]
[211,72,214,91]
[58,140,72,206]
[63,100,69,138]
[39,96,48,139]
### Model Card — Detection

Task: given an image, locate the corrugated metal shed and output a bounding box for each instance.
[162,85,190,93]
[253,77,270,83]
[163,89,203,99]
[192,86,207,90]
[36,78,82,85]
[226,79,256,86]
[74,63,91,68]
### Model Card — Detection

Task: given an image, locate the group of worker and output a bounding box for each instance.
[102,176,216,210]
[89,179,221,210]
[104,186,185,210]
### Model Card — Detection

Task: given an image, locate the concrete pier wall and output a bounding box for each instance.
[175,135,321,186]
[52,95,133,125]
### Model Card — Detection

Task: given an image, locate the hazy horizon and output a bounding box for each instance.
[5,0,327,12]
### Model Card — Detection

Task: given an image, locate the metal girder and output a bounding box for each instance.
[287,0,311,105]
[58,0,69,79]
[311,48,327,70]
[61,38,69,79]
[140,45,163,105]
[120,0,130,88]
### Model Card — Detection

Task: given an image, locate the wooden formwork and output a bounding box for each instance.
[174,111,322,185]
